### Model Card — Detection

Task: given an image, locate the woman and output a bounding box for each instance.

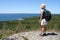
[39,3,47,36]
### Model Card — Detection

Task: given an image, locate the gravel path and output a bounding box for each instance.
[1,31,60,40]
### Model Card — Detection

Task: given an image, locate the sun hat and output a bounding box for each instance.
[40,3,46,9]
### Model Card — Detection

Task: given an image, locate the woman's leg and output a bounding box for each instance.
[40,25,47,36]
[42,25,46,33]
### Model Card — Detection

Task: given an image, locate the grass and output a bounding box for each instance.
[0,14,60,39]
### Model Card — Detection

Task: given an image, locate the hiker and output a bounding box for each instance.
[39,4,47,36]
[39,3,51,36]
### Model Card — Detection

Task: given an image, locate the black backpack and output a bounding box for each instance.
[44,9,52,21]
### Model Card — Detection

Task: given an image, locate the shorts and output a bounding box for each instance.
[41,19,47,25]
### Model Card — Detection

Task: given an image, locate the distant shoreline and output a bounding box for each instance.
[0,14,60,21]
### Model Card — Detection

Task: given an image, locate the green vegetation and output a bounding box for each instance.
[0,14,60,39]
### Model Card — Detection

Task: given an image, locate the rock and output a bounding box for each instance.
[8,31,60,40]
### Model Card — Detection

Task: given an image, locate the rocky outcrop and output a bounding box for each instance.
[1,31,60,40]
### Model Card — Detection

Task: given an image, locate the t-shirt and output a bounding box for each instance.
[40,9,46,19]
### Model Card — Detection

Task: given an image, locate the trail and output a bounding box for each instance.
[1,30,60,40]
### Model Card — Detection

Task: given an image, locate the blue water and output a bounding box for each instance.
[0,13,40,21]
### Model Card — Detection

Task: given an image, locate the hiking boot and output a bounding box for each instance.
[43,33,47,36]
[39,33,47,36]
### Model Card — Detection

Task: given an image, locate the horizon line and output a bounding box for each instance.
[0,13,60,14]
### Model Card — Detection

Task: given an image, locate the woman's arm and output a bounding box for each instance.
[39,10,44,23]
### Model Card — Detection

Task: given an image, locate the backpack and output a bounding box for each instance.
[44,9,52,21]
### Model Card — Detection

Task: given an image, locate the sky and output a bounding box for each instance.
[0,0,60,14]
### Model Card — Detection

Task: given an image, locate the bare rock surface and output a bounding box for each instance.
[2,30,60,40]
